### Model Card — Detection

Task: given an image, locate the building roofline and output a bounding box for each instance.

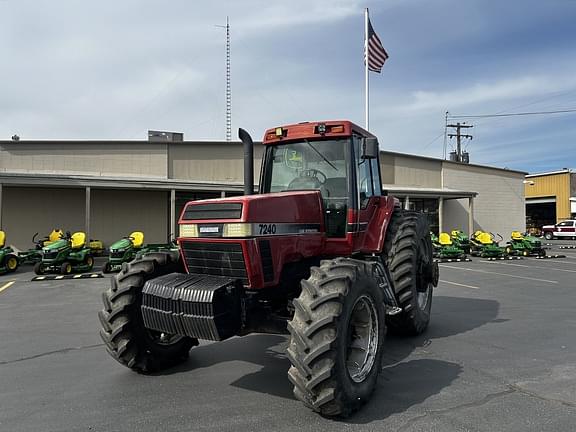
[380,149,527,175]
[525,169,573,178]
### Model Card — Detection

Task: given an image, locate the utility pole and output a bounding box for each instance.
[447,122,473,162]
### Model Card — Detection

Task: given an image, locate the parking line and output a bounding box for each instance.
[439,279,479,290]
[481,260,576,274]
[439,265,558,284]
[0,280,15,294]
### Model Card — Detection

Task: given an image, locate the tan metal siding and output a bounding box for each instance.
[2,187,85,250]
[382,154,442,187]
[443,164,525,236]
[90,189,168,247]
[0,143,167,178]
[525,172,571,222]
[169,142,264,184]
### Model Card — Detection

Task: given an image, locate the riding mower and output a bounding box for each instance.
[431,232,466,259]
[34,231,94,275]
[450,230,471,254]
[0,231,20,274]
[133,235,178,260]
[18,229,64,265]
[469,231,506,258]
[506,231,546,257]
[102,231,145,273]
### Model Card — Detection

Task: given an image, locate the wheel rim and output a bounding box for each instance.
[7,258,17,270]
[87,257,93,266]
[418,283,432,310]
[146,330,184,346]
[346,295,379,383]
[66,264,71,273]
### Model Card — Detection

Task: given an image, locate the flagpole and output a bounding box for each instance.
[364,8,369,131]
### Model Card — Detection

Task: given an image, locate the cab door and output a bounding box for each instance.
[351,135,382,251]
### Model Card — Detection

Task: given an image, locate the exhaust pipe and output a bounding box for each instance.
[238,128,254,195]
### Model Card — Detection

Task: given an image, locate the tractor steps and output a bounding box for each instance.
[486,256,524,261]
[434,258,471,263]
[533,255,566,259]
[31,273,104,281]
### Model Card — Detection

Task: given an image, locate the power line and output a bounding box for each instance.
[448,108,576,119]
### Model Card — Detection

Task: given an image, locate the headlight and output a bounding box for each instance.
[223,223,252,238]
[179,224,199,238]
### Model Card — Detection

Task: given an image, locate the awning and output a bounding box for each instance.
[526,197,556,205]
[382,185,477,200]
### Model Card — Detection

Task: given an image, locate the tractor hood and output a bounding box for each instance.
[110,238,132,251]
[43,239,69,252]
[179,191,325,237]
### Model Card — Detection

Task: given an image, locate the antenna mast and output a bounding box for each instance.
[225,17,231,142]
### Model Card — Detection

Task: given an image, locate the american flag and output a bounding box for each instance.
[365,18,389,73]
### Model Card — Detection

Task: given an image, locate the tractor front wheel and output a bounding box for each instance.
[99,251,198,373]
[60,262,72,275]
[384,210,435,335]
[34,262,45,275]
[287,258,386,418]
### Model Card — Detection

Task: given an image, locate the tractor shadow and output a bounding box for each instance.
[159,295,500,420]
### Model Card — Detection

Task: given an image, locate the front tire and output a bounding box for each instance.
[98,251,198,373]
[4,255,19,273]
[34,262,45,275]
[287,258,386,418]
[544,232,553,240]
[383,211,435,335]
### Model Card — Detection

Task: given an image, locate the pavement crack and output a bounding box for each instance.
[509,383,576,408]
[395,388,516,432]
[0,343,104,365]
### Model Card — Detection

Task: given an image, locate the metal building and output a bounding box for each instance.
[0,139,525,250]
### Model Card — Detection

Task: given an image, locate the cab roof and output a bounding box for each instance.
[262,120,376,145]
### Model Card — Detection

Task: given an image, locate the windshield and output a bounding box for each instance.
[263,139,349,199]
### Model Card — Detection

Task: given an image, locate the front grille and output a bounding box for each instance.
[259,240,274,283]
[43,251,59,259]
[181,241,247,282]
[183,203,242,220]
[110,251,124,259]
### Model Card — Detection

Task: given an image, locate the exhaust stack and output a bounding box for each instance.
[238,128,254,195]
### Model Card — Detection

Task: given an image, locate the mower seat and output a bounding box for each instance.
[475,232,493,245]
[511,231,524,240]
[450,230,461,237]
[45,229,64,246]
[129,231,144,248]
[71,232,86,249]
[0,231,5,248]
[438,232,453,246]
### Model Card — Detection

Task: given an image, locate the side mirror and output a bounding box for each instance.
[362,137,379,159]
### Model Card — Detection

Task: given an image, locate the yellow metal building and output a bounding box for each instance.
[525,169,575,230]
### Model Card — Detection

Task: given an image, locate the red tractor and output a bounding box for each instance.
[99,120,438,417]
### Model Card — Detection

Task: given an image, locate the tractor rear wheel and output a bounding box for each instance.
[287,258,386,418]
[383,210,436,335]
[99,251,197,373]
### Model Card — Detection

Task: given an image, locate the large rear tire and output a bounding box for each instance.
[287,258,386,418]
[99,251,198,373]
[383,210,436,335]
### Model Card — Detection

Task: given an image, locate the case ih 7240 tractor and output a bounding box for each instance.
[99,120,438,417]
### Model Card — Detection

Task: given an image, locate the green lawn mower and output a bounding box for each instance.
[431,232,467,259]
[102,231,145,273]
[470,231,506,258]
[0,231,20,275]
[134,236,178,260]
[18,229,64,265]
[506,231,546,257]
[34,231,94,275]
[450,230,471,254]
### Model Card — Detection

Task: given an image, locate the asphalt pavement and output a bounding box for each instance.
[0,241,575,432]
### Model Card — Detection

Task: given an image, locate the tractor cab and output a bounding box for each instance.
[261,121,383,238]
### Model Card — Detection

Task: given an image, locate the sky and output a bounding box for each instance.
[1,0,575,173]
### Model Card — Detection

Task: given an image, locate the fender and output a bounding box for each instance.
[360,196,399,253]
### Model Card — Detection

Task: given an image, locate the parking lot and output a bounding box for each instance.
[1,241,575,432]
